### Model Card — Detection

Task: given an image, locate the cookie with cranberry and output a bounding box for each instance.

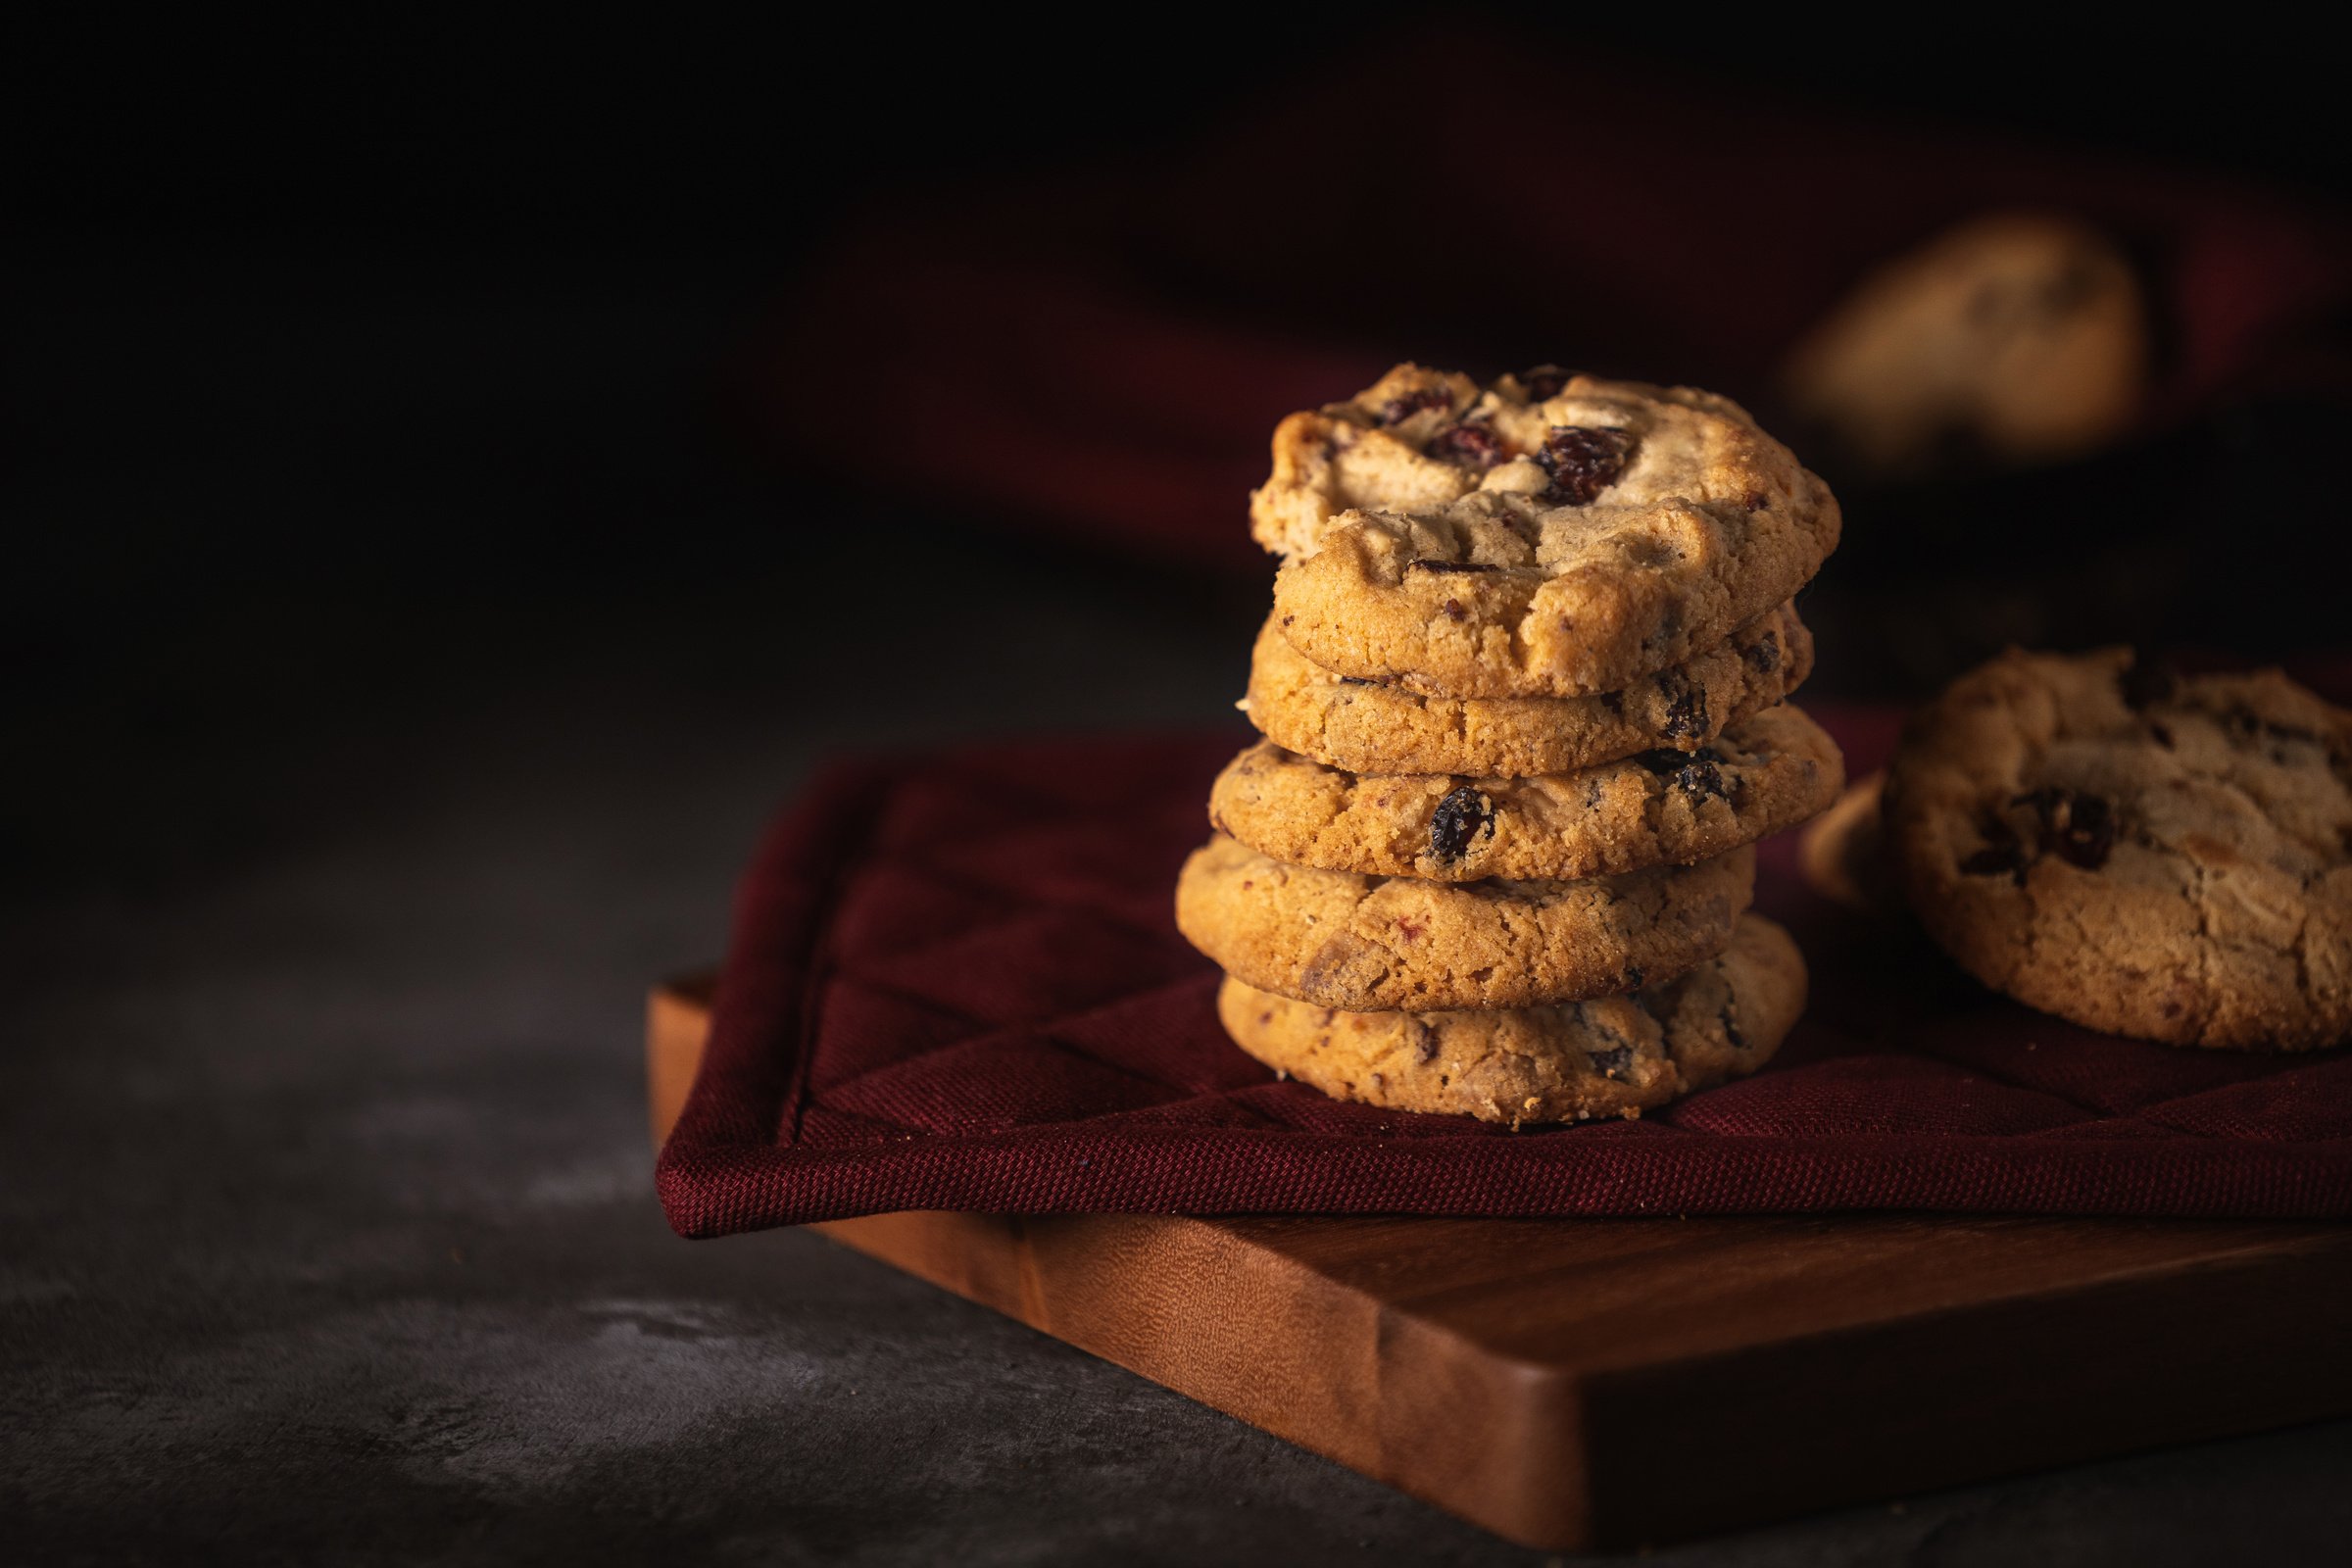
[1208,706,1841,883]
[1217,913,1804,1126]
[1782,212,2148,478]
[1263,370,1839,697]
[1244,600,1812,778]
[1884,648,2352,1050]
[1250,363,1489,559]
[1174,834,1752,1012]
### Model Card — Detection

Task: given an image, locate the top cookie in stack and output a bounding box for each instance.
[1176,365,1845,1125]
[1254,364,1840,697]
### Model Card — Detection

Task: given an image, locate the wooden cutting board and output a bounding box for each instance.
[648,974,2352,1551]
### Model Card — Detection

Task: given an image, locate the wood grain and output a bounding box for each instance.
[648,973,2352,1550]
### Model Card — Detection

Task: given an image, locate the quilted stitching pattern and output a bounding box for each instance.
[658,711,2352,1235]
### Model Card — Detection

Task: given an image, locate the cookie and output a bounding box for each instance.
[1243,600,1813,777]
[1217,913,1805,1125]
[1250,363,1491,560]
[1884,647,2352,1050]
[1174,834,1753,1012]
[1797,770,1898,915]
[1263,372,1838,698]
[1208,706,1841,882]
[1782,212,2148,477]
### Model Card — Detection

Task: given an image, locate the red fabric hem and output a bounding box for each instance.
[657,724,2352,1235]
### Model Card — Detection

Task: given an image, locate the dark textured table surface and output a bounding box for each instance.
[8,250,2351,1566]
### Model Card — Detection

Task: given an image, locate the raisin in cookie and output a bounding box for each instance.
[1218,913,1804,1125]
[1175,834,1752,1012]
[1244,600,1813,777]
[1261,369,1838,697]
[1782,212,2148,477]
[1885,648,2352,1050]
[1209,707,1841,882]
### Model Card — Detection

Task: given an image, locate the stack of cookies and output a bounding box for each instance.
[1176,366,1846,1124]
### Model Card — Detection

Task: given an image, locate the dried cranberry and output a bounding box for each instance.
[1536,425,1637,506]
[1587,1044,1635,1081]
[2013,787,2117,871]
[2118,653,2178,711]
[1743,631,1781,675]
[1635,746,1729,800]
[1441,598,1467,621]
[1427,421,1503,468]
[2052,794,2116,869]
[1429,786,1495,863]
[1658,678,1708,744]
[1679,758,1730,801]
[1521,366,1570,400]
[1412,1020,1440,1063]
[1962,813,2031,881]
[1376,387,1452,426]
[1743,491,1771,512]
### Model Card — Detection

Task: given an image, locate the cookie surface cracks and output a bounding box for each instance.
[1885,647,2352,1050]
[1261,367,1839,696]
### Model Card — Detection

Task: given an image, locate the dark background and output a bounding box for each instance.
[8,17,2352,1564]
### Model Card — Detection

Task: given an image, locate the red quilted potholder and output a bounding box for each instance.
[657,707,2352,1235]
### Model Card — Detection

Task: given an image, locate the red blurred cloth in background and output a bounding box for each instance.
[752,31,2349,572]
[658,706,2352,1234]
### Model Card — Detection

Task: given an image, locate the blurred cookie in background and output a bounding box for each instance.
[1781,212,2150,478]
[1797,769,1897,915]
